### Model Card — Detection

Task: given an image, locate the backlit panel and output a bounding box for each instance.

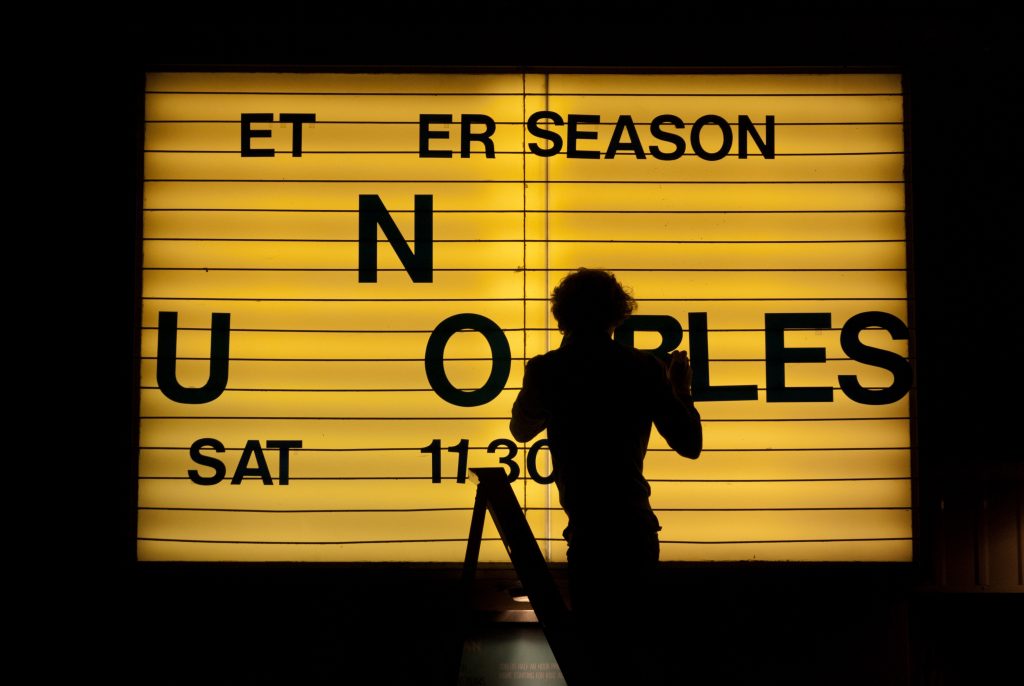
[139,72,911,562]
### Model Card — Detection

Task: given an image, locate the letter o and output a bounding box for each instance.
[690,114,733,161]
[425,313,511,407]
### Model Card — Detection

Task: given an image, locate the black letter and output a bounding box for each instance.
[188,438,227,485]
[690,114,733,161]
[488,438,520,483]
[358,194,433,283]
[738,115,774,159]
[266,439,302,485]
[231,439,274,485]
[425,313,511,407]
[567,114,601,159]
[614,314,683,364]
[688,312,758,401]
[421,439,442,483]
[157,311,230,404]
[241,113,274,157]
[419,114,453,158]
[838,312,912,405]
[605,115,646,159]
[527,111,564,157]
[526,440,556,484]
[460,114,496,158]
[649,114,686,161]
[765,313,833,402]
[279,113,316,157]
[449,438,470,483]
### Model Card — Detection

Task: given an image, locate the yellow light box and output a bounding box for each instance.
[138,72,911,562]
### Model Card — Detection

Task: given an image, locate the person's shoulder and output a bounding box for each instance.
[613,339,665,367]
[617,343,670,382]
[524,349,557,373]
[527,349,559,364]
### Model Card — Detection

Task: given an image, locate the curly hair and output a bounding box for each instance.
[551,268,637,334]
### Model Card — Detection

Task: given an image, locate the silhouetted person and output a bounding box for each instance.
[510,268,702,685]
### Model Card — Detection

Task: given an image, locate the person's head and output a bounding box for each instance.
[551,268,636,335]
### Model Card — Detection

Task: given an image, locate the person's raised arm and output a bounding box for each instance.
[510,357,548,442]
[653,350,702,459]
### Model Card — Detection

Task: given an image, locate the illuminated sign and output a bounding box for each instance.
[139,72,911,562]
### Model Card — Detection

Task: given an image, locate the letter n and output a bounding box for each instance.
[359,194,434,283]
[156,311,231,404]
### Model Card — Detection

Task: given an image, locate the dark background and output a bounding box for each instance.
[41,6,1019,684]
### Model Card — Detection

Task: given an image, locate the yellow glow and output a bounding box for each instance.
[139,72,910,562]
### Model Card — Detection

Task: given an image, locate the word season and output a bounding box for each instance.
[419,112,776,160]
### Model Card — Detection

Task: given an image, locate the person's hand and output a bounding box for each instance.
[668,350,693,399]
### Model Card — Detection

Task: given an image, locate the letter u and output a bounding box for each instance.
[156,311,231,404]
